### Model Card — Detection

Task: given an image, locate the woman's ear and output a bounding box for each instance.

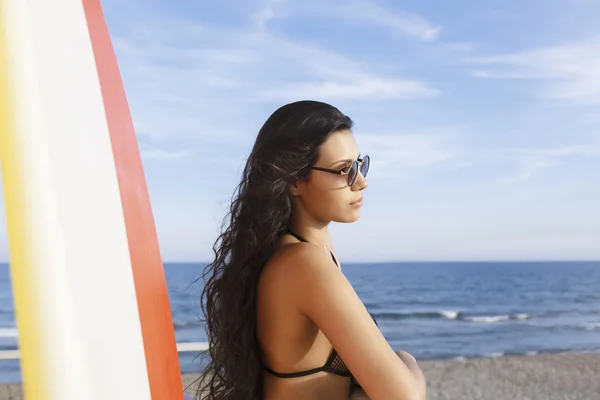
[289,182,300,196]
[290,176,308,196]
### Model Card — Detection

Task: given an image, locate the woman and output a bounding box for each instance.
[197,101,426,400]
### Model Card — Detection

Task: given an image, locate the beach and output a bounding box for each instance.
[1,352,599,399]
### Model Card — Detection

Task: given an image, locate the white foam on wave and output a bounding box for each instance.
[582,322,600,330]
[0,328,18,338]
[463,315,510,323]
[513,313,531,320]
[439,310,460,319]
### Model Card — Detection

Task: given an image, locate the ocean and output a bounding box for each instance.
[1,261,600,384]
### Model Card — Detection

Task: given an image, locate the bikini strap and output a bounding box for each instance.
[287,228,339,267]
[287,228,307,243]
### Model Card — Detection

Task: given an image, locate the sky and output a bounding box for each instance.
[1,0,600,262]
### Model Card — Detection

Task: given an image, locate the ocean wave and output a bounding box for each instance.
[439,310,460,319]
[581,322,600,330]
[371,310,461,320]
[371,310,531,323]
[461,315,510,323]
[461,313,531,323]
[452,350,538,360]
[0,328,18,338]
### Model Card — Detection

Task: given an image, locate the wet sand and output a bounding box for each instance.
[2,352,599,399]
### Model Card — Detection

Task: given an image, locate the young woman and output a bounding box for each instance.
[197,101,426,400]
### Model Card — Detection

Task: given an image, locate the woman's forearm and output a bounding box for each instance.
[351,351,426,400]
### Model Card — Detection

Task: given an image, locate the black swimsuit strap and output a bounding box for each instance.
[264,347,353,379]
[264,364,328,378]
[287,229,307,243]
[287,228,339,267]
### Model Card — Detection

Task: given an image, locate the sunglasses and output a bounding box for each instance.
[311,155,370,187]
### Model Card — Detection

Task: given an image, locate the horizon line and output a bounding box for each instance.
[163,259,600,264]
[1,259,600,266]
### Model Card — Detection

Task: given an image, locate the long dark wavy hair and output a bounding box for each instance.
[196,100,353,400]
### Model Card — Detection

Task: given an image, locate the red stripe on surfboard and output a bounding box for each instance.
[81,1,183,399]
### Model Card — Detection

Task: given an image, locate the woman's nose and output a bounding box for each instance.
[352,171,368,191]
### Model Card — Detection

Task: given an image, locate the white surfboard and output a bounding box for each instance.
[0,0,184,398]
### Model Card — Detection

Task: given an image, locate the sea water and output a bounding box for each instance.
[1,261,599,383]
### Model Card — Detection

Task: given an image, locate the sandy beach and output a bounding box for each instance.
[1,352,599,399]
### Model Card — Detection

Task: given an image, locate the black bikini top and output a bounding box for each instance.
[263,229,378,382]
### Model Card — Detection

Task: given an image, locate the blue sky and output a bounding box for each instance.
[1,0,600,262]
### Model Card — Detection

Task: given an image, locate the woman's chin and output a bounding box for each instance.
[335,210,362,223]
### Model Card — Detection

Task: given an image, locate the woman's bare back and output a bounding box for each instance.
[257,241,353,400]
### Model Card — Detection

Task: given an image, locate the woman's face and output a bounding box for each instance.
[293,130,369,224]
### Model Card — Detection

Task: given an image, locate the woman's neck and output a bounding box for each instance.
[289,215,330,248]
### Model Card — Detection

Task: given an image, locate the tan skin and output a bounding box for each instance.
[256,130,427,400]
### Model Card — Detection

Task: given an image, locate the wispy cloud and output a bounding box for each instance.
[502,143,600,183]
[258,77,438,102]
[357,129,462,177]
[356,129,600,184]
[336,0,442,41]
[505,159,554,184]
[250,0,443,42]
[252,0,289,30]
[109,9,440,143]
[466,37,600,105]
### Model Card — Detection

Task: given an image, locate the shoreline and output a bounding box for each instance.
[2,352,600,399]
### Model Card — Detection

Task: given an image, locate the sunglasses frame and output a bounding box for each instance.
[311,155,370,187]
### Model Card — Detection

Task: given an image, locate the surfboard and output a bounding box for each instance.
[0,0,184,398]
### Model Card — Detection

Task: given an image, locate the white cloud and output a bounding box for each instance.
[109,12,440,143]
[336,0,442,42]
[252,0,289,30]
[249,0,442,42]
[356,129,460,176]
[258,77,439,102]
[501,143,600,184]
[355,132,600,185]
[466,37,600,105]
[504,159,554,184]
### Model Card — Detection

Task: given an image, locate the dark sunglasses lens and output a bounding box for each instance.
[361,155,370,177]
[347,162,358,186]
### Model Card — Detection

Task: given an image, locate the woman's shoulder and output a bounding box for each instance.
[258,243,342,305]
[262,242,340,284]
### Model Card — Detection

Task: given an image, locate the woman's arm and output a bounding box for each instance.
[350,351,426,400]
[287,245,424,400]
[394,351,426,399]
